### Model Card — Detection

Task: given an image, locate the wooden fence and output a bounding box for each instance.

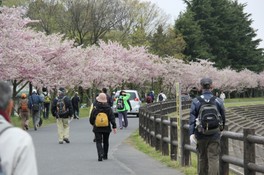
[138,100,264,175]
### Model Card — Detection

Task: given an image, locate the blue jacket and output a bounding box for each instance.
[189,90,225,140]
[28,93,43,111]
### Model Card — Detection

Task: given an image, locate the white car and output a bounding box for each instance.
[112,90,142,117]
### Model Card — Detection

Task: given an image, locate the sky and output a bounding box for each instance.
[145,0,264,48]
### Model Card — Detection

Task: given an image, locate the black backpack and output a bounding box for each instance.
[116,97,124,110]
[56,96,68,117]
[196,96,222,135]
[158,94,163,101]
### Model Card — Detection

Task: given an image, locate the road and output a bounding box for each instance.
[29,117,184,175]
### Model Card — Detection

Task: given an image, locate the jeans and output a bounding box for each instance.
[32,110,40,129]
[118,111,128,128]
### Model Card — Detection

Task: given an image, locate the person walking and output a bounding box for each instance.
[220,91,226,102]
[0,80,38,175]
[157,91,167,102]
[189,78,225,175]
[51,87,73,144]
[115,90,130,129]
[89,93,117,161]
[43,91,51,119]
[102,88,113,107]
[17,93,30,130]
[28,89,43,131]
[92,88,113,142]
[71,92,80,119]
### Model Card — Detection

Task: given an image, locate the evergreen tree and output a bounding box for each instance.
[149,25,186,58]
[175,0,264,72]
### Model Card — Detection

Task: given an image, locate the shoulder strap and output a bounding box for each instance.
[0,120,13,136]
[209,96,217,103]
[197,96,205,103]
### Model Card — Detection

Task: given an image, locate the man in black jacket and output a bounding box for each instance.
[90,93,117,161]
[51,87,73,144]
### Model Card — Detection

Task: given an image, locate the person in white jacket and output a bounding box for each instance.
[0,80,38,175]
[220,91,226,101]
[157,91,167,102]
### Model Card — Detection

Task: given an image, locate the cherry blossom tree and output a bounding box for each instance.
[1,6,264,100]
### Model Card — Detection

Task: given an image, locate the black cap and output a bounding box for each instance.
[58,87,65,93]
[200,78,212,86]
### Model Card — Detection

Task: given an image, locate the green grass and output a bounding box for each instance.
[224,97,264,107]
[127,130,197,174]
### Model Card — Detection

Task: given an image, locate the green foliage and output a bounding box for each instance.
[175,0,264,72]
[149,25,186,59]
[2,0,29,7]
[128,26,149,47]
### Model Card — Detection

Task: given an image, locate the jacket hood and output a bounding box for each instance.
[96,102,111,111]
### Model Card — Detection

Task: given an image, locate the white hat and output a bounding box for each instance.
[32,89,37,93]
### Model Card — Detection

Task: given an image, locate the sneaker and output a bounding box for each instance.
[103,155,108,160]
[98,154,103,161]
[59,141,63,144]
[63,138,70,143]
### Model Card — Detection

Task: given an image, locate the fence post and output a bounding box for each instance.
[244,128,256,175]
[155,114,161,151]
[219,126,229,175]
[181,119,190,166]
[161,116,169,156]
[139,108,143,137]
[146,112,151,145]
[170,118,177,160]
[150,113,155,147]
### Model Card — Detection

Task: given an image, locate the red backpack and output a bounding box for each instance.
[21,100,29,112]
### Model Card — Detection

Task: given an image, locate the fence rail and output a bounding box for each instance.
[138,100,264,175]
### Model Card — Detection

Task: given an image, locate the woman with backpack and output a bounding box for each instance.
[18,93,29,130]
[89,93,117,161]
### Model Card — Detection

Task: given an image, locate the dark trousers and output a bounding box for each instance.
[73,106,79,118]
[197,138,220,175]
[94,132,110,158]
[43,103,50,119]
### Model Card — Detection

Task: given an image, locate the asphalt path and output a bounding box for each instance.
[29,117,184,175]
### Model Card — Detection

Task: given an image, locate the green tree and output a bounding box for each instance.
[149,25,186,58]
[175,0,264,72]
[27,0,62,35]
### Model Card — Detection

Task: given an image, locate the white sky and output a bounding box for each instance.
[145,0,264,48]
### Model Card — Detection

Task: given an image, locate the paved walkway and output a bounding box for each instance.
[29,117,184,175]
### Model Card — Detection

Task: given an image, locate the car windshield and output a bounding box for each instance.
[127,92,136,100]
